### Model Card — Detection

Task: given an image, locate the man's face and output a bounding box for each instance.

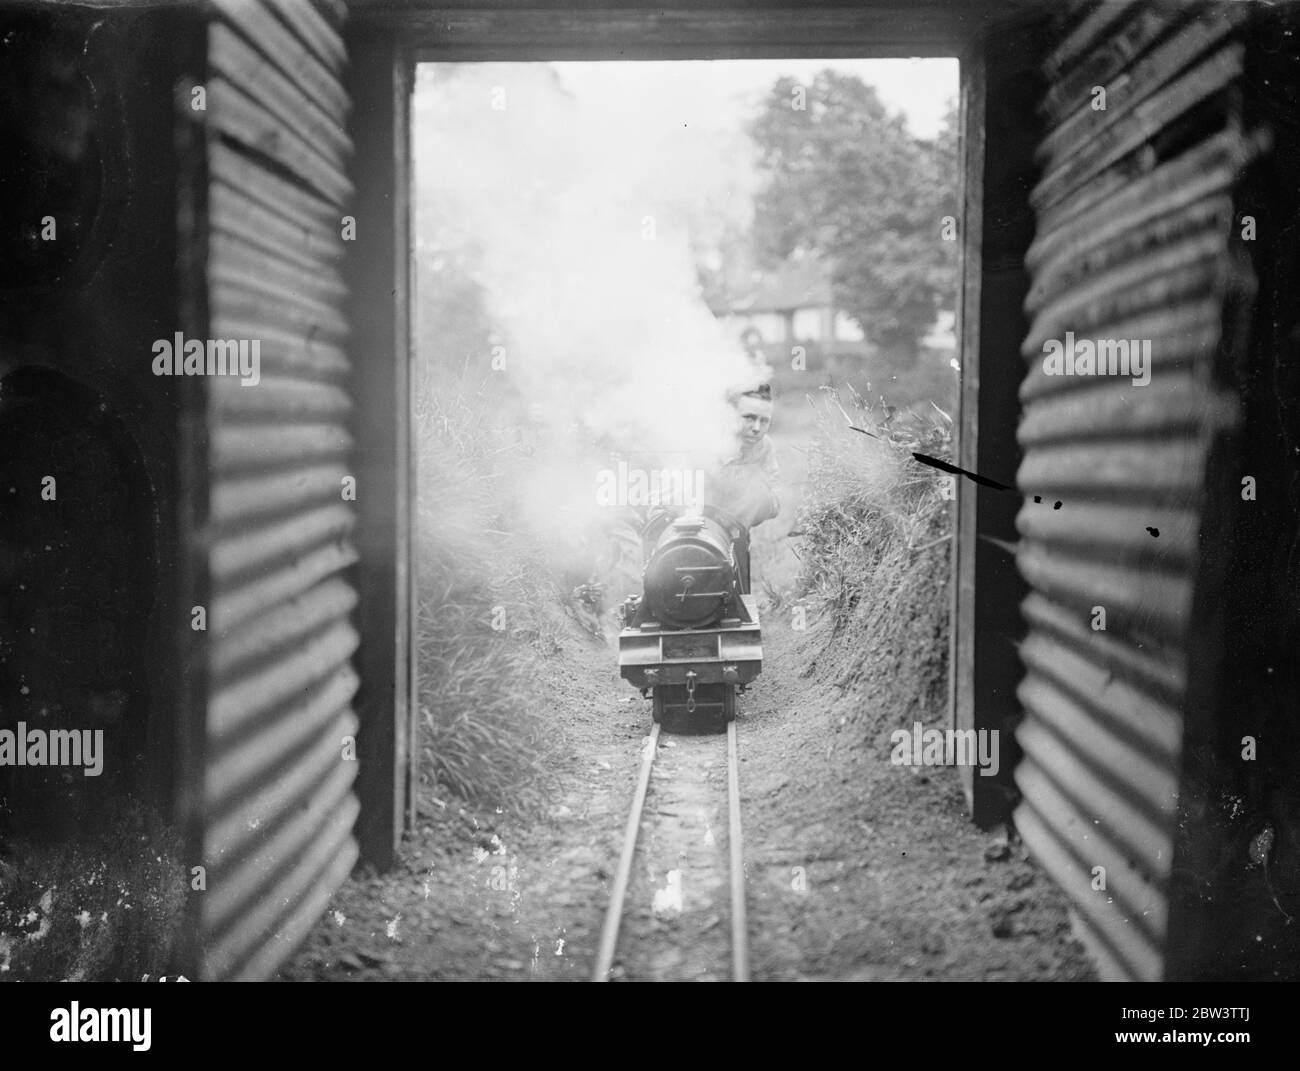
[735,395,773,446]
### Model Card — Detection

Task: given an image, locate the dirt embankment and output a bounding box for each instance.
[282,552,1095,981]
[740,542,1094,981]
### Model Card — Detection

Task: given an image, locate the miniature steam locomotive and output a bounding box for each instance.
[617,506,763,724]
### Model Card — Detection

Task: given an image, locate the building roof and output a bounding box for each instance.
[730,254,834,314]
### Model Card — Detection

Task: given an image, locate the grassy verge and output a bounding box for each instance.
[794,384,954,716]
[414,371,556,812]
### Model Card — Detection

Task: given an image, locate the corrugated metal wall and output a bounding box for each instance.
[199,0,360,981]
[1013,0,1260,981]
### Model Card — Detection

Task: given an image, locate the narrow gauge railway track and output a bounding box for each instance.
[592,721,749,982]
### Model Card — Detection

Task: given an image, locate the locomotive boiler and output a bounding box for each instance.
[617,507,763,725]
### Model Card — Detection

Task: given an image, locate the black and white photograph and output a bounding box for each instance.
[0,0,1297,1032]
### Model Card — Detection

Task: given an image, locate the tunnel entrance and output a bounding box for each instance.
[295,53,1100,986]
[410,55,963,800]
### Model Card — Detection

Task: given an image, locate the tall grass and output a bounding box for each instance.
[796,384,953,631]
[414,369,554,811]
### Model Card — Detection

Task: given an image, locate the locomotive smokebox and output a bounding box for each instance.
[618,509,762,723]
[643,514,739,630]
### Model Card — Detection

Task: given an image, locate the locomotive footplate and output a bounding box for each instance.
[617,594,763,691]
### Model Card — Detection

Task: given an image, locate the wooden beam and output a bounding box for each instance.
[351,1,1031,58]
[952,14,1050,827]
[344,26,415,868]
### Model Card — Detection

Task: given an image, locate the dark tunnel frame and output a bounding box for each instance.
[342,2,1046,869]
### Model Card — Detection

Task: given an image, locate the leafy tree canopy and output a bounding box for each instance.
[749,71,959,353]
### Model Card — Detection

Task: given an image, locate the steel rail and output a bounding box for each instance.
[592,721,661,982]
[592,717,749,982]
[727,719,749,982]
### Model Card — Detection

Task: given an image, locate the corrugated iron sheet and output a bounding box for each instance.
[1014,1,1258,981]
[199,0,357,981]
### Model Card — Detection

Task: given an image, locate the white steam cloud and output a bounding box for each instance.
[413,63,770,465]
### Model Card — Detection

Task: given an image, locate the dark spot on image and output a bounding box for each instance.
[1146,526,1160,537]
[1053,501,1062,509]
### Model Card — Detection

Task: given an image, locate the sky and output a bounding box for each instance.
[551,58,958,140]
[413,58,958,250]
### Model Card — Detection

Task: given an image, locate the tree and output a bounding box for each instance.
[749,71,959,354]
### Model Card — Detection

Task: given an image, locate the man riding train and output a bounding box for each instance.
[611,381,778,724]
[641,381,780,594]
[577,380,779,636]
